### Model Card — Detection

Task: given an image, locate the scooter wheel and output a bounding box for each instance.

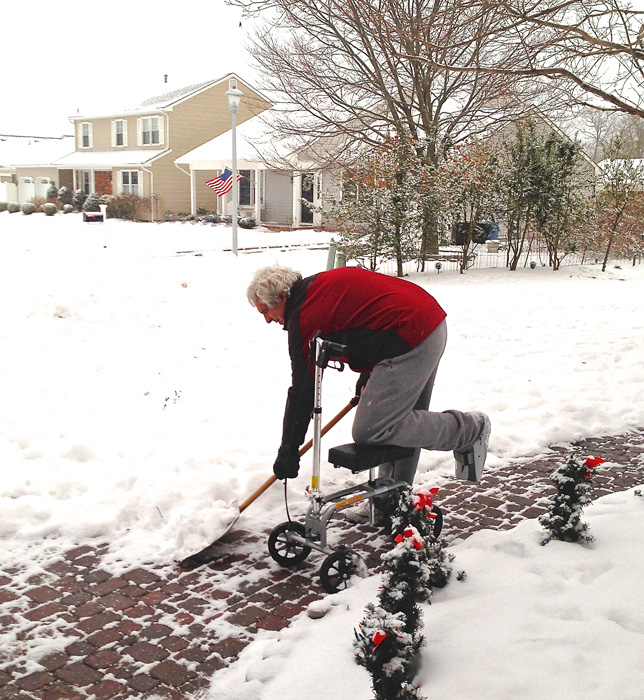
[319,547,359,594]
[268,521,311,567]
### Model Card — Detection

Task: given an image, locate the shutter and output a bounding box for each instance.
[122,120,128,147]
[77,124,83,149]
[159,116,165,146]
[88,124,93,149]
[111,121,116,148]
[137,118,143,146]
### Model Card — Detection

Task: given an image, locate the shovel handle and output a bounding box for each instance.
[238,397,358,513]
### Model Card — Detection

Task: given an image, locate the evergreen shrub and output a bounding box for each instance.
[8,202,21,213]
[539,455,604,544]
[58,186,73,205]
[21,202,37,215]
[42,202,57,216]
[82,193,101,212]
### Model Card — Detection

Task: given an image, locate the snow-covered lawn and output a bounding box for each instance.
[1,211,643,699]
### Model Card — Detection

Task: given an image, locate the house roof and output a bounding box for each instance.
[52,149,169,169]
[71,73,273,122]
[0,134,75,168]
[174,113,314,170]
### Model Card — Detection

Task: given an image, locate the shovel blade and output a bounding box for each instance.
[176,502,240,569]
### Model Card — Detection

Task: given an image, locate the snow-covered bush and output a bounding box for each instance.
[354,603,424,700]
[82,193,101,212]
[0,202,7,212]
[42,202,57,216]
[58,186,73,206]
[46,184,58,200]
[238,216,256,229]
[72,189,87,211]
[7,202,21,213]
[21,202,37,215]
[62,204,74,214]
[539,455,604,545]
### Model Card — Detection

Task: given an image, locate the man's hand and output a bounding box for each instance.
[273,444,300,480]
[356,372,370,397]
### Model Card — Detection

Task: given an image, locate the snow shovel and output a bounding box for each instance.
[177,396,358,569]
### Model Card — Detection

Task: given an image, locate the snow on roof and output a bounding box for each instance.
[52,149,168,168]
[175,113,315,169]
[0,134,74,168]
[137,80,215,110]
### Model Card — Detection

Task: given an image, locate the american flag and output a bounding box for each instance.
[206,168,242,197]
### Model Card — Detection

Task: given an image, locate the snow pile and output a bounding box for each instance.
[209,486,644,700]
[0,212,643,571]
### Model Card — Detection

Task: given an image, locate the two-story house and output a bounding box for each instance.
[13,74,272,220]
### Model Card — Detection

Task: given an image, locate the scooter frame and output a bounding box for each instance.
[268,335,410,591]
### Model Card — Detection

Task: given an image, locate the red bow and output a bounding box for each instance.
[585,456,605,468]
[395,525,423,550]
[414,488,439,518]
[584,455,604,478]
[372,630,387,650]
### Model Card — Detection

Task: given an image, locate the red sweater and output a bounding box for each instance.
[280,267,446,449]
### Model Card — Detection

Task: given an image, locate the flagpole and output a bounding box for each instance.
[226,87,243,256]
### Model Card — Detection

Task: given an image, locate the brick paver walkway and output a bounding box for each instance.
[1,429,643,700]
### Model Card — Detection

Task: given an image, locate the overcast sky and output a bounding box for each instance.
[4,0,644,138]
[1,0,259,136]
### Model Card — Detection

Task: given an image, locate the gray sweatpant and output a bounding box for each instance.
[351,320,480,484]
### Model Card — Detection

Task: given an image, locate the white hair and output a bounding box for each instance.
[246,264,302,308]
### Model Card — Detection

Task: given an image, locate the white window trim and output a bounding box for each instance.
[120,170,141,196]
[78,122,93,149]
[111,119,128,148]
[137,115,164,146]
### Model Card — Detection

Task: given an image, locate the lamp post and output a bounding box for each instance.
[226,86,243,256]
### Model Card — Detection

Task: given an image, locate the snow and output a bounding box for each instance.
[211,487,644,700]
[1,210,643,699]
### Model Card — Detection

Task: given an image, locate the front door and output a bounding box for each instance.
[300,173,314,224]
[94,171,113,196]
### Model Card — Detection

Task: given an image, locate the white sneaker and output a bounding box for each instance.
[454,412,491,481]
[344,499,382,524]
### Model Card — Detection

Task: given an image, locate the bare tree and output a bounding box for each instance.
[235,0,549,252]
[414,0,644,119]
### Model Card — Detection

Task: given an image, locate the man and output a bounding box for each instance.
[246,263,491,486]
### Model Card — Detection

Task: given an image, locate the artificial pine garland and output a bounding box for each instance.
[354,486,454,700]
[539,455,604,545]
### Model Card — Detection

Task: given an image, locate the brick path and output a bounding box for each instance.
[1,429,643,700]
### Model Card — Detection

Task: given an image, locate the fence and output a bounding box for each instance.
[372,243,640,276]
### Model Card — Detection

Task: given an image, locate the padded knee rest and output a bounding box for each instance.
[328,443,415,473]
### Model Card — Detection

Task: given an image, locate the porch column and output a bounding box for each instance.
[254,168,261,223]
[190,166,197,217]
[292,173,302,227]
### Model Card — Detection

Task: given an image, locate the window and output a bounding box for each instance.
[112,119,127,147]
[239,169,252,206]
[121,170,140,196]
[79,122,93,149]
[82,171,91,195]
[139,116,162,146]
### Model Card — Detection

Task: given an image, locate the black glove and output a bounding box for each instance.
[356,372,370,397]
[273,444,300,480]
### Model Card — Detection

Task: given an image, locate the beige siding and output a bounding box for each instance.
[150,79,272,217]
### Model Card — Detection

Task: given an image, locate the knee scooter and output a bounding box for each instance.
[267,335,443,594]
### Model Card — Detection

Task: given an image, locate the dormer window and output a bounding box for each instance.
[138,116,163,146]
